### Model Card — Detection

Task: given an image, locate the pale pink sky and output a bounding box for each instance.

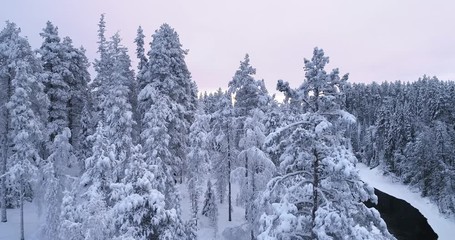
[1,0,455,96]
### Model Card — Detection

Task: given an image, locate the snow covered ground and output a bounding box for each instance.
[178,182,248,240]
[357,163,455,240]
[4,168,454,240]
[1,183,247,240]
[0,202,40,240]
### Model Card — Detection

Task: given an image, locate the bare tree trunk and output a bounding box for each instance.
[228,128,232,222]
[1,140,7,222]
[245,154,248,220]
[20,179,24,240]
[311,148,319,239]
[1,76,11,223]
[250,159,256,240]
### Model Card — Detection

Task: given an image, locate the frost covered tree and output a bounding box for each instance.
[101,33,135,182]
[135,26,147,72]
[91,14,111,120]
[228,54,274,226]
[0,21,48,225]
[77,122,115,239]
[187,111,210,221]
[39,21,92,165]
[139,86,180,208]
[39,21,70,144]
[258,48,394,240]
[111,144,183,240]
[138,23,197,183]
[40,128,77,240]
[208,92,236,221]
[138,86,188,238]
[234,109,275,232]
[228,54,270,115]
[8,61,46,240]
[202,180,218,236]
[61,38,91,160]
[344,77,455,216]
[59,189,84,240]
[133,26,147,142]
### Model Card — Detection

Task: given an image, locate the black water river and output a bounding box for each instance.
[365,188,438,240]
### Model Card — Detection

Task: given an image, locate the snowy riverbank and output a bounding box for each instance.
[357,163,455,240]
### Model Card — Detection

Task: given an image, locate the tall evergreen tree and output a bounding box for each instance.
[259,48,393,239]
[77,122,115,239]
[101,33,135,182]
[40,128,76,240]
[0,21,48,224]
[92,14,111,121]
[208,93,236,221]
[61,38,92,160]
[138,23,197,183]
[187,111,210,221]
[39,21,70,144]
[111,144,179,240]
[8,61,46,240]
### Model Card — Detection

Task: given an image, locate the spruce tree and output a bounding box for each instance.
[39,21,70,144]
[111,145,177,240]
[0,21,48,225]
[40,128,76,239]
[138,23,197,183]
[202,180,218,237]
[8,61,46,240]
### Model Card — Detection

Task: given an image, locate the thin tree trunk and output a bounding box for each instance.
[250,159,256,240]
[228,128,232,222]
[1,76,11,223]
[20,179,24,240]
[311,148,319,239]
[1,138,7,222]
[245,154,248,220]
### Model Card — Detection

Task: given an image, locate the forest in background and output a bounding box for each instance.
[0,15,453,240]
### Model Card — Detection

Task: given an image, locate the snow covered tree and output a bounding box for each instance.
[101,33,135,182]
[134,26,147,81]
[258,48,394,240]
[138,23,197,183]
[77,122,115,239]
[228,54,274,230]
[39,22,92,169]
[134,26,147,142]
[228,54,270,115]
[0,22,48,222]
[138,86,188,238]
[234,109,275,234]
[40,128,77,240]
[59,189,84,240]
[208,92,236,221]
[77,99,96,170]
[61,38,92,160]
[187,111,210,221]
[202,180,218,237]
[91,14,111,120]
[7,60,46,240]
[139,86,180,209]
[111,144,182,240]
[39,21,70,144]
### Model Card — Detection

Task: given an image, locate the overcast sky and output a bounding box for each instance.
[1,0,455,96]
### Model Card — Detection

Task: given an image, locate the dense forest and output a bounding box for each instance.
[0,15,453,240]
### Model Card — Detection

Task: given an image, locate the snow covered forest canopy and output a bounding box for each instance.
[0,15,454,240]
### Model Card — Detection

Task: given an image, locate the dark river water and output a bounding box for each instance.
[365,188,438,240]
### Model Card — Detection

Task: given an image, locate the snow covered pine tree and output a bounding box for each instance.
[258,48,394,240]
